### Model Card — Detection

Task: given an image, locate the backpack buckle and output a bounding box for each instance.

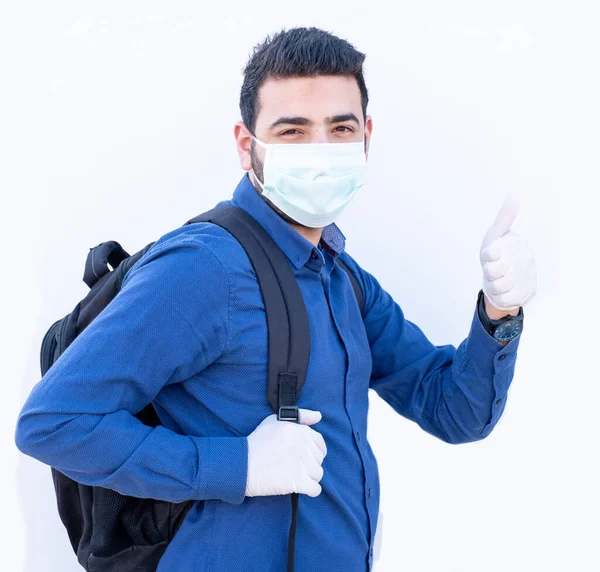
[277,406,299,422]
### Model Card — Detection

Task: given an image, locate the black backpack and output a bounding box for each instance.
[40,204,364,572]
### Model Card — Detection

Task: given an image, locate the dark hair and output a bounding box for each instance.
[240,27,368,136]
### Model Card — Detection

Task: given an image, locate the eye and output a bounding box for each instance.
[334,126,354,133]
[280,129,301,136]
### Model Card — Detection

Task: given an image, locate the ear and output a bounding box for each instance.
[234,121,253,171]
[364,115,373,160]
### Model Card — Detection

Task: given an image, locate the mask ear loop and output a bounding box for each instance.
[250,169,265,190]
[252,136,269,149]
[249,134,274,189]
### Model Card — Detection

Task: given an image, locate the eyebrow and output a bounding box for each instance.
[268,112,361,130]
[325,113,360,126]
[269,116,313,130]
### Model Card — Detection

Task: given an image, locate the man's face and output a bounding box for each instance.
[234,75,373,226]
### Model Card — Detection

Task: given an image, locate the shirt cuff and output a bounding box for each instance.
[193,436,248,505]
[467,304,522,436]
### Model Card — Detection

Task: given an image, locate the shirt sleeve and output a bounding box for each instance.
[340,252,522,444]
[14,234,248,504]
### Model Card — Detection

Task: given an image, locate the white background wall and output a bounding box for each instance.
[2,1,597,571]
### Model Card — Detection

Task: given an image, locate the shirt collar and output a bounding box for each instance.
[228,173,346,270]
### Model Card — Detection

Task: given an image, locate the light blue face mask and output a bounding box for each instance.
[251,136,367,228]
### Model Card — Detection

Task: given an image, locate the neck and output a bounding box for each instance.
[289,223,323,247]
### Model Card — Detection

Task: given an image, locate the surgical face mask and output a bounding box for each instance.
[251,136,367,228]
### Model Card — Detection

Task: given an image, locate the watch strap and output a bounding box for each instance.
[477,289,523,338]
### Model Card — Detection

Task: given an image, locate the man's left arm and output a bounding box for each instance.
[351,267,522,444]
[346,194,537,444]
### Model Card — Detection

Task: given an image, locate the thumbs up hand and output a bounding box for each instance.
[480,194,537,312]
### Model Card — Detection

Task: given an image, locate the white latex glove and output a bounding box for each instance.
[479,194,537,311]
[245,408,327,498]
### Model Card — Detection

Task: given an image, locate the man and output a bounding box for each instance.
[15,27,536,571]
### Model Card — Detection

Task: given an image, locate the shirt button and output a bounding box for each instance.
[498,354,507,361]
[368,488,372,497]
[356,431,361,441]
[369,547,373,557]
[495,398,503,405]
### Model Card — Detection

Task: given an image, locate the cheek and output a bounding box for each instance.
[250,147,266,172]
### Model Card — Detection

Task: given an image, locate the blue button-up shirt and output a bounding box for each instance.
[15,173,522,571]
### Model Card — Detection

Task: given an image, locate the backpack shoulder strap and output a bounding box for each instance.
[186,205,310,420]
[188,205,309,572]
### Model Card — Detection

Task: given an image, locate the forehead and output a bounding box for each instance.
[255,75,363,127]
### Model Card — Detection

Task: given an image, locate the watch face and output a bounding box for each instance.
[493,320,523,342]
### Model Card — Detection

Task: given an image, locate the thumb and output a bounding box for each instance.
[297,408,322,426]
[482,193,520,248]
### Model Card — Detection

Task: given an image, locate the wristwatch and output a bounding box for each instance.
[477,289,524,342]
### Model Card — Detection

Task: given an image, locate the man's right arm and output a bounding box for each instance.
[15,234,248,505]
